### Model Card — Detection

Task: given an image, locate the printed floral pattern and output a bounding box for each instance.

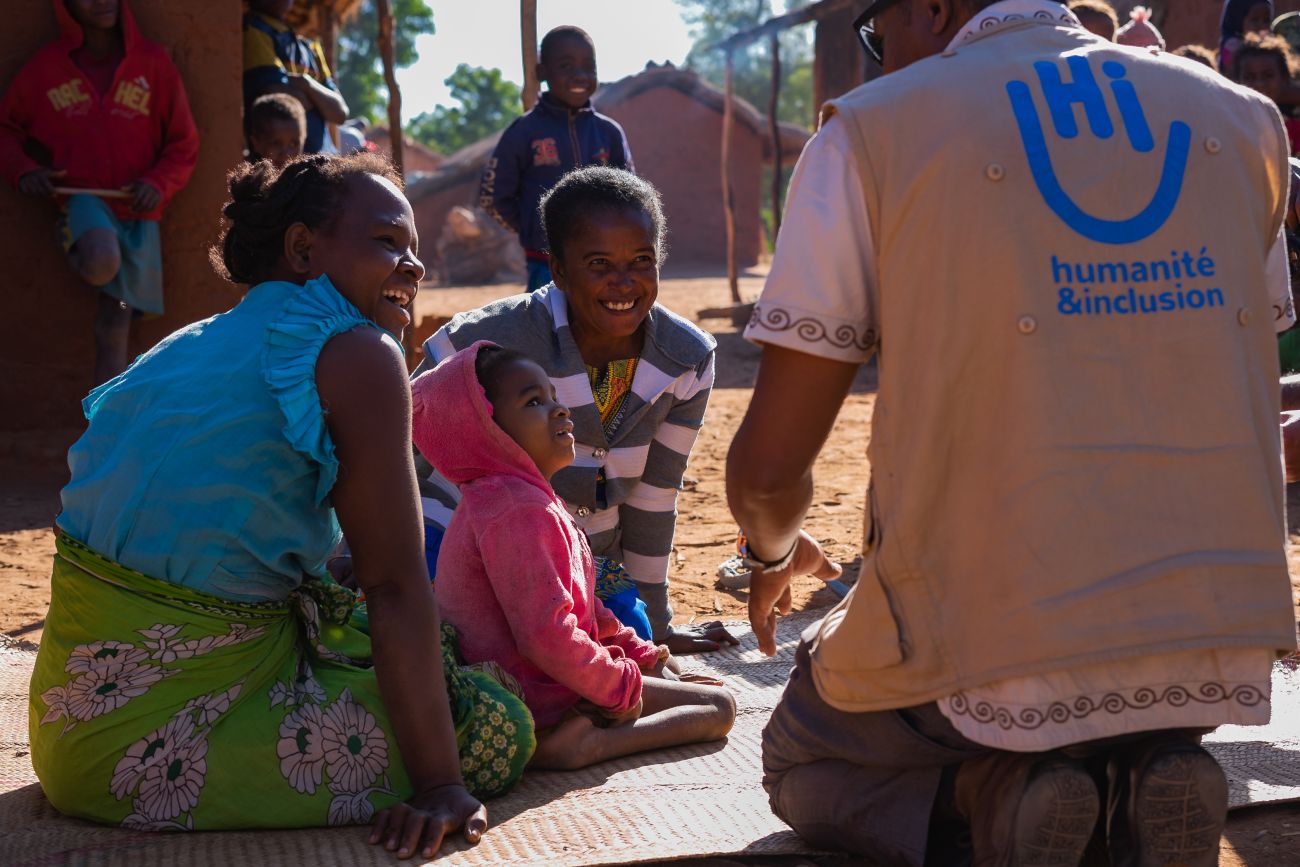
[277,703,327,795]
[110,682,241,831]
[39,622,263,737]
[321,691,389,794]
[34,568,530,832]
[36,619,266,829]
[271,671,395,825]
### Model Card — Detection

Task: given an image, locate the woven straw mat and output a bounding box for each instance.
[3,618,1299,867]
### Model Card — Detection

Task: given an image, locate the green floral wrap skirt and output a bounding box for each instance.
[29,533,534,831]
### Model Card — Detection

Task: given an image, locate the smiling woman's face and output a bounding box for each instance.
[305,173,424,336]
[552,205,659,361]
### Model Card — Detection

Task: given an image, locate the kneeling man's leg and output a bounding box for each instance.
[761,640,984,866]
[1105,733,1226,867]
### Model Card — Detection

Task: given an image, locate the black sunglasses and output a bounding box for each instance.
[853,0,909,64]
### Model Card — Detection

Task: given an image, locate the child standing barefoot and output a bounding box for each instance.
[414,341,736,770]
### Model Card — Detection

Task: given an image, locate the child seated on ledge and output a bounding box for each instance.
[413,341,736,770]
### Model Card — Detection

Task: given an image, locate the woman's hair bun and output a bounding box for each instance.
[209,152,403,286]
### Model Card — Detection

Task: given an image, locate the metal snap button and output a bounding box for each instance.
[986,163,1005,181]
[1237,307,1251,326]
[576,506,591,517]
[593,448,607,459]
[1017,315,1037,335]
[1205,137,1221,154]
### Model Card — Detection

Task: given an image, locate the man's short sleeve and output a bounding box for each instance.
[243,24,286,75]
[744,117,878,364]
[310,39,339,90]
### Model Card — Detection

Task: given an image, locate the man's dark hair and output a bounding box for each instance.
[539,25,594,64]
[540,166,668,265]
[211,152,402,285]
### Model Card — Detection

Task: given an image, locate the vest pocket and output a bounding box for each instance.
[811,484,904,672]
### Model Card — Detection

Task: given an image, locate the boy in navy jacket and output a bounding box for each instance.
[480,26,634,292]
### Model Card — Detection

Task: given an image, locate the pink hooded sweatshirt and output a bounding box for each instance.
[413,341,661,729]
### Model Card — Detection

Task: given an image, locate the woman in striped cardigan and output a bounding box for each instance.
[414,167,737,655]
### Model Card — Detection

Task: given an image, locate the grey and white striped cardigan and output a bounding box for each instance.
[412,285,716,639]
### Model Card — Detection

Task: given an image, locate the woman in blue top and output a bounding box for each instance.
[30,153,532,860]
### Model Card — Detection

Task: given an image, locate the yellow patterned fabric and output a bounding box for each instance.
[586,357,638,436]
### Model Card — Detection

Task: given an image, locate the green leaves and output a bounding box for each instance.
[336,0,436,123]
[407,65,522,156]
[676,0,816,128]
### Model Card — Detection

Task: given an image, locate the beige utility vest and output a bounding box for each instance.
[808,18,1297,712]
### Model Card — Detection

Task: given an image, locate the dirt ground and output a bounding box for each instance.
[1,269,1298,865]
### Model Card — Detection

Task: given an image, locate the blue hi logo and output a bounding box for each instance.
[1006,58,1191,245]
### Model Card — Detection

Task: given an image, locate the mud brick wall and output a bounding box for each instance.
[0,1,243,432]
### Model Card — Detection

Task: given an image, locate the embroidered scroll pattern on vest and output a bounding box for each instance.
[1007,57,1190,245]
[945,681,1267,731]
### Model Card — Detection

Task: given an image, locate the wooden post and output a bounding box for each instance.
[814,6,870,107]
[721,49,739,303]
[521,0,539,110]
[376,0,414,364]
[377,0,403,178]
[768,32,783,241]
[319,3,338,72]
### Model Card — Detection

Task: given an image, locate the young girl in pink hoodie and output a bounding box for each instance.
[413,340,735,769]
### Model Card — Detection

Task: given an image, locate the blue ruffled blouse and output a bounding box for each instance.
[59,277,396,602]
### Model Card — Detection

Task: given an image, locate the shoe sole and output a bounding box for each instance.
[1012,765,1099,866]
[1132,749,1227,867]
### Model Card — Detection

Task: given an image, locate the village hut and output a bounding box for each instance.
[405,64,810,278]
[0,0,367,436]
[367,126,445,176]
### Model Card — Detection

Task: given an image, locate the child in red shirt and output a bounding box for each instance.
[0,0,199,385]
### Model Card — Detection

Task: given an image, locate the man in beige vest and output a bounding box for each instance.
[727,1,1298,865]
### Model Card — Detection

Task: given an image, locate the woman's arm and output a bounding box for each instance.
[317,328,485,860]
[288,73,349,125]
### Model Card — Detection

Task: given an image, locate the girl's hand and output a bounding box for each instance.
[369,783,487,860]
[647,658,679,680]
[602,696,643,726]
[571,697,641,727]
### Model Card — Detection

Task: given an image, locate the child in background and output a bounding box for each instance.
[480,26,634,293]
[1116,5,1166,49]
[246,93,306,168]
[1172,44,1221,72]
[1232,32,1300,154]
[0,0,199,386]
[1220,0,1274,73]
[243,0,347,155]
[413,341,735,770]
[1069,0,1119,41]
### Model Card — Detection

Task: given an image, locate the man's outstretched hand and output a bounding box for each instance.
[747,530,842,657]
